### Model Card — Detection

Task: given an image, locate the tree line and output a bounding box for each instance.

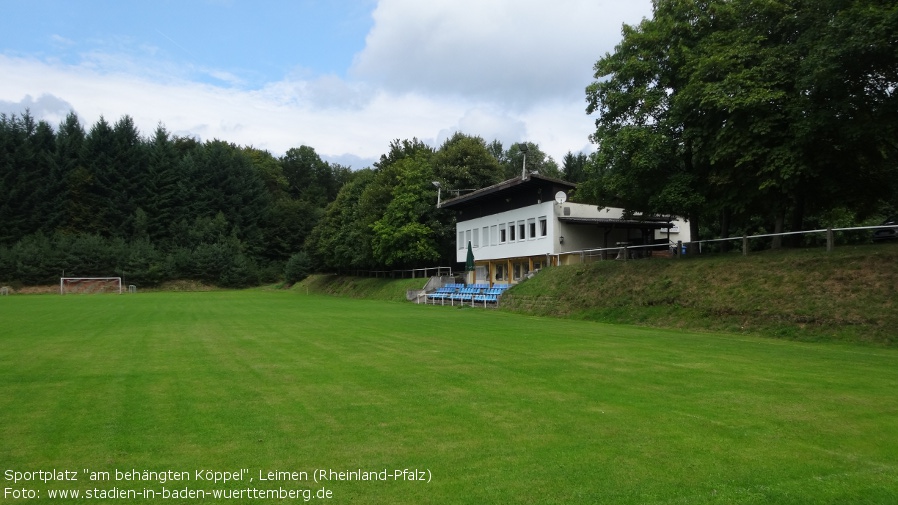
[583,0,897,248]
[0,112,582,287]
[5,0,893,287]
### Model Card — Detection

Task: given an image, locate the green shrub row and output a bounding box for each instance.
[0,232,279,288]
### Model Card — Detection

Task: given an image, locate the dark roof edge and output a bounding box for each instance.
[440,173,577,208]
[558,217,674,229]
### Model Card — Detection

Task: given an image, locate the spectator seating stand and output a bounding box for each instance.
[424,283,510,307]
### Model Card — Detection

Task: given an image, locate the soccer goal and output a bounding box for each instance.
[60,277,123,295]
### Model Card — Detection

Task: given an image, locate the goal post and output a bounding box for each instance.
[60,277,123,295]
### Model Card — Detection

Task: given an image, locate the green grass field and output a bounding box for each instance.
[1,291,897,504]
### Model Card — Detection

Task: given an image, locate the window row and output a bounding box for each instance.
[458,217,548,249]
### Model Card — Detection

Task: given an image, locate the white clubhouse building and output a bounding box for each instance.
[440,174,691,286]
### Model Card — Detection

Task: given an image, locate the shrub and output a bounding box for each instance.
[284,252,312,284]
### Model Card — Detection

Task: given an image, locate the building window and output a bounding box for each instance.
[465,229,472,248]
[499,224,507,243]
[496,264,506,281]
[539,217,547,237]
[518,221,526,240]
[482,227,489,247]
[509,223,516,241]
[491,225,498,246]
[472,228,479,248]
[513,262,530,281]
[458,231,464,250]
[528,218,536,240]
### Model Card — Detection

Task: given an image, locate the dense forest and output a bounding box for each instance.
[3,0,895,287]
[0,112,579,287]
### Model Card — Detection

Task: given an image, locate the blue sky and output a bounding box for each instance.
[3,1,375,86]
[0,0,653,168]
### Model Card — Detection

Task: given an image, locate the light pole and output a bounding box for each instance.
[519,143,529,180]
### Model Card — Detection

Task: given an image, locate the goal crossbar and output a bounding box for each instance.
[60,277,123,295]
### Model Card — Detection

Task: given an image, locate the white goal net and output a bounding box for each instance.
[60,277,123,295]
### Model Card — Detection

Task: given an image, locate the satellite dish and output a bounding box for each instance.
[555,191,567,204]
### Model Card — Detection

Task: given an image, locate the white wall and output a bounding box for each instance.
[455,201,556,262]
[654,219,691,243]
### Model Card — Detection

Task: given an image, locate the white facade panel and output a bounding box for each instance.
[456,201,557,262]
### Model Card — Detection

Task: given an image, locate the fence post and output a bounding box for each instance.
[742,234,748,256]
[623,245,629,261]
[827,228,834,252]
[676,241,682,259]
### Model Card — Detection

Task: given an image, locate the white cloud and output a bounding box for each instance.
[352,0,651,106]
[50,34,76,47]
[0,0,651,168]
[435,107,526,149]
[0,54,465,165]
[260,73,374,110]
[0,93,75,126]
[0,53,597,168]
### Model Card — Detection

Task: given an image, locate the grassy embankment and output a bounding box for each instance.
[299,244,898,345]
[293,274,427,302]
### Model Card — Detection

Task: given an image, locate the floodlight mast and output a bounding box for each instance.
[520,144,529,180]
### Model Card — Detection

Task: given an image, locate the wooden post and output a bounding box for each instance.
[827,228,834,252]
[676,241,683,259]
[742,234,748,256]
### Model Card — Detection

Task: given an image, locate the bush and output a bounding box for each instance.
[218,252,259,288]
[257,260,285,284]
[284,252,312,284]
[120,238,167,286]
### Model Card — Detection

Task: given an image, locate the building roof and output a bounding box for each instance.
[558,217,674,229]
[440,173,576,208]
[440,173,577,215]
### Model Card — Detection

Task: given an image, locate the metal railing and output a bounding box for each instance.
[557,224,896,263]
[342,266,455,279]
[682,224,895,256]
[559,242,675,264]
